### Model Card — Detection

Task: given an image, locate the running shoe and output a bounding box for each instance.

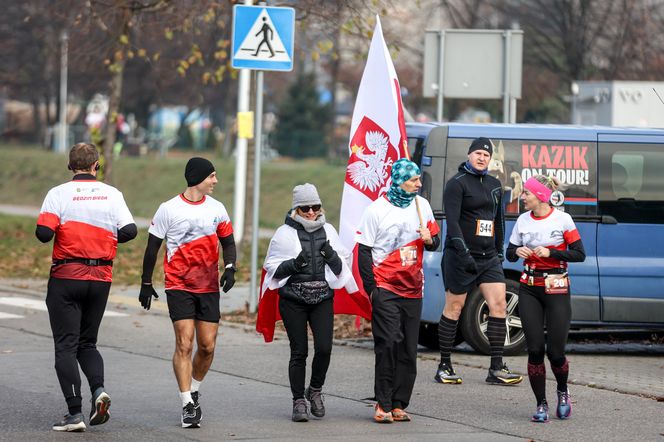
[374,404,393,423]
[292,398,309,422]
[53,413,86,432]
[191,391,202,424]
[531,401,549,423]
[305,387,325,418]
[181,402,199,428]
[556,389,572,419]
[485,363,523,385]
[434,362,463,384]
[89,387,111,426]
[391,408,411,422]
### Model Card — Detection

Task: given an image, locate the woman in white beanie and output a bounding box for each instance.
[260,183,353,422]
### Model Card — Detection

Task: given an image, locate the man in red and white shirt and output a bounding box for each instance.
[36,143,137,432]
[139,157,236,429]
[355,159,440,423]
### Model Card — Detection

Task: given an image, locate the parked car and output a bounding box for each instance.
[408,122,664,355]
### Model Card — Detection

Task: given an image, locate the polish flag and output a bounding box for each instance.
[339,16,410,299]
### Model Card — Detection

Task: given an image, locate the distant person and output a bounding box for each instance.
[356,159,440,423]
[139,157,237,428]
[36,143,137,432]
[436,137,522,386]
[506,175,585,423]
[261,183,352,422]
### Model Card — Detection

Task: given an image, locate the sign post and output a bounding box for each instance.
[423,29,523,123]
[232,5,295,313]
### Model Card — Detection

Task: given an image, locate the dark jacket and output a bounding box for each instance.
[274,213,342,304]
[444,162,504,257]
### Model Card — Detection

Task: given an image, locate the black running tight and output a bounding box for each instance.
[519,283,571,365]
[519,283,571,402]
[46,277,111,414]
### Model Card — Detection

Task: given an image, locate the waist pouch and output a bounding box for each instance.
[281,280,331,305]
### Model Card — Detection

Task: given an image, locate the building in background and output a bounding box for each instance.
[571,81,664,128]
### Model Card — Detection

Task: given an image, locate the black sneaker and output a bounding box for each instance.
[305,387,325,418]
[486,363,523,385]
[89,387,111,426]
[191,391,203,424]
[181,402,199,428]
[434,362,462,384]
[292,398,309,422]
[53,413,86,432]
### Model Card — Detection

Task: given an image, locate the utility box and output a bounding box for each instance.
[571,81,664,128]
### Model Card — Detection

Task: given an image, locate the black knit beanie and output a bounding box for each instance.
[467,137,493,155]
[185,157,215,187]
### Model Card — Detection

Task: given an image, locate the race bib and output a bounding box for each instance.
[544,274,569,295]
[399,245,417,267]
[475,219,494,237]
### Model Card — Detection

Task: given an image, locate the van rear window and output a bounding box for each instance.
[445,138,598,217]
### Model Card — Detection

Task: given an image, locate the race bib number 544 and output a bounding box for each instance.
[475,219,494,237]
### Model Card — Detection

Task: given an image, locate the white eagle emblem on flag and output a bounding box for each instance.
[347,130,393,194]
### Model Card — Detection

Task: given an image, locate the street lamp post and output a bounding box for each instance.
[57,31,69,153]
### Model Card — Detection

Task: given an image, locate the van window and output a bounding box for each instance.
[598,142,664,224]
[444,137,598,217]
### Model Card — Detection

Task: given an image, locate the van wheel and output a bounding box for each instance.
[460,279,526,356]
[418,322,465,350]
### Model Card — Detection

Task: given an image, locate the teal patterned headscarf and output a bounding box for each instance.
[386,158,421,208]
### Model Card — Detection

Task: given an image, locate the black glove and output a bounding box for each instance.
[139,283,158,310]
[293,250,309,270]
[459,252,478,274]
[220,266,236,293]
[319,240,337,262]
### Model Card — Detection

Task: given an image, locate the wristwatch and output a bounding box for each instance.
[225,263,237,272]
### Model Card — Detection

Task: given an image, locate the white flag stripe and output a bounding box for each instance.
[0,312,24,319]
[0,297,128,317]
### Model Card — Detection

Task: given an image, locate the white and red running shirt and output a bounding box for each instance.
[355,195,440,298]
[509,207,581,270]
[37,178,135,282]
[149,194,233,293]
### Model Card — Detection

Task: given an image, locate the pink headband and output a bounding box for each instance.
[524,177,552,203]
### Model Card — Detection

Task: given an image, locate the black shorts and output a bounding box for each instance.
[442,249,505,295]
[165,290,220,323]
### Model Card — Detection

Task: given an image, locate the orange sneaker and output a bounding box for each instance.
[391,408,411,422]
[374,404,393,423]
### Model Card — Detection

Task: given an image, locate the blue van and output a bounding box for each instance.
[407,122,664,355]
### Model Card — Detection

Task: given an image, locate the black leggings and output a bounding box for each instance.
[518,283,571,366]
[279,296,334,400]
[46,278,111,414]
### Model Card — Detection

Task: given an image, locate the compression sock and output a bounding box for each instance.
[487,316,506,369]
[437,315,458,366]
[551,358,569,392]
[528,362,547,405]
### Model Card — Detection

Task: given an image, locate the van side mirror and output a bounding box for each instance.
[601,215,617,224]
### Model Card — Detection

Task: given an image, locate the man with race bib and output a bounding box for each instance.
[436,137,523,386]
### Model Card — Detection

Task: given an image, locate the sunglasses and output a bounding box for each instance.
[298,204,321,213]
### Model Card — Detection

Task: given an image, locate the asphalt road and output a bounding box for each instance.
[0,282,663,441]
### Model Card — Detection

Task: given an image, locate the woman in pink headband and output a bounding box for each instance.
[506,174,586,423]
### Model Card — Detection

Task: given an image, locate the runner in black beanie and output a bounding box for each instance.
[185,157,215,187]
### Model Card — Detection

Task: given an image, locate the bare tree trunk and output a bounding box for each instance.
[102,59,124,184]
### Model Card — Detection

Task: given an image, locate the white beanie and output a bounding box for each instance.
[292,183,321,209]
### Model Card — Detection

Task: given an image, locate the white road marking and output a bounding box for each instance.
[0,297,128,317]
[0,312,24,319]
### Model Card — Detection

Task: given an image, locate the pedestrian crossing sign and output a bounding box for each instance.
[232,5,295,71]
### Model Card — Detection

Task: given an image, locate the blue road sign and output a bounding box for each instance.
[232,5,295,72]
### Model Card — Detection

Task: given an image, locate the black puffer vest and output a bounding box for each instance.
[278,214,334,304]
